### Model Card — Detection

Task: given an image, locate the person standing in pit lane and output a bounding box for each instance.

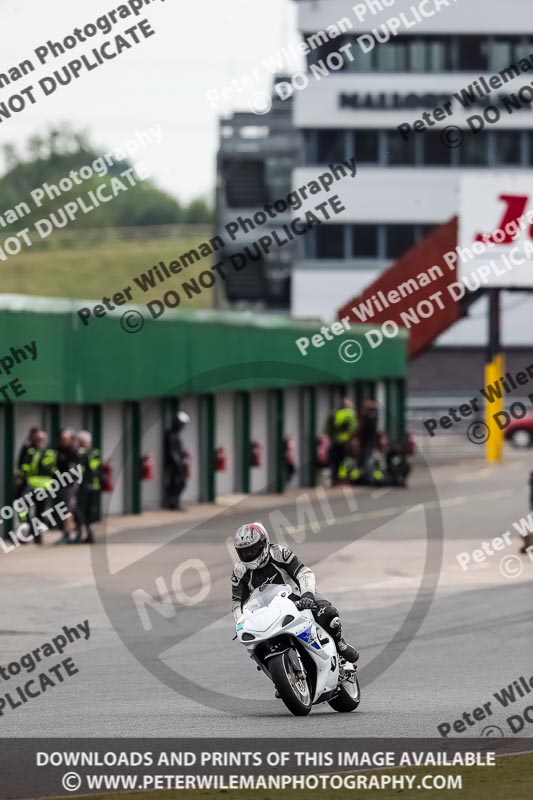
[163,411,190,511]
[55,428,80,545]
[74,431,102,544]
[325,398,358,486]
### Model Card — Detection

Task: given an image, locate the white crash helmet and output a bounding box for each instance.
[174,411,190,431]
[234,522,270,570]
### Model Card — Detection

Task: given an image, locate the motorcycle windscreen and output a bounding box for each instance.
[244,583,291,611]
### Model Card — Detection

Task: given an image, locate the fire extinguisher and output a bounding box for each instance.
[249,440,261,467]
[284,435,295,467]
[316,434,330,468]
[183,450,191,479]
[101,460,113,492]
[284,435,296,480]
[215,446,227,472]
[141,454,155,481]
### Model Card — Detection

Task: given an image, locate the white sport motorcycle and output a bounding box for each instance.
[236,583,360,716]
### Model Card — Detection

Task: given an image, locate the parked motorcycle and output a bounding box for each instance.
[236,583,360,716]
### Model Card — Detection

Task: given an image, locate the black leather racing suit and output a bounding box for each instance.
[163,425,186,509]
[231,544,344,646]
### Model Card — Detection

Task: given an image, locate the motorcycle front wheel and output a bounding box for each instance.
[269,651,312,716]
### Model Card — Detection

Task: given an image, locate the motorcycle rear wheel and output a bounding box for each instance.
[269,652,312,716]
[328,673,361,713]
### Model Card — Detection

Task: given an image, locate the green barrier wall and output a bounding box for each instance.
[0,296,407,403]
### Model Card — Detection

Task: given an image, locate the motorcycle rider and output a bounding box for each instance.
[231,522,359,663]
[163,411,190,511]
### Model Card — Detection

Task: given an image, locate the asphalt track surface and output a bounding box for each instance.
[1,438,532,738]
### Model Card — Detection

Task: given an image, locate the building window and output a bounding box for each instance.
[457,36,488,71]
[514,37,533,61]
[317,130,345,163]
[352,225,378,258]
[377,37,409,71]
[425,37,451,72]
[350,42,377,72]
[305,129,533,168]
[385,131,415,165]
[408,38,426,72]
[493,131,522,165]
[384,225,416,259]
[490,37,515,71]
[307,224,443,262]
[457,131,488,166]
[423,131,453,165]
[316,225,344,259]
[305,34,348,69]
[304,130,316,164]
[322,35,533,74]
[354,130,380,163]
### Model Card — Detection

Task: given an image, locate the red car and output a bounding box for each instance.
[505,415,533,448]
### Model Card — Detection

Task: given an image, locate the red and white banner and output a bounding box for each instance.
[459,175,533,288]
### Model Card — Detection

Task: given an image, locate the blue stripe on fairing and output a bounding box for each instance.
[297,627,320,649]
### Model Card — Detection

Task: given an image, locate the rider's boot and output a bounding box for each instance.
[330,615,359,663]
[336,637,359,663]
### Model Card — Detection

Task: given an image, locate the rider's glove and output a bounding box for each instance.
[296,592,315,610]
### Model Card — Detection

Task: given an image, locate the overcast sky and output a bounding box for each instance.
[0,0,301,203]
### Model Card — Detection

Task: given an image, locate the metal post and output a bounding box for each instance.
[487,289,501,362]
[0,404,15,517]
[485,289,504,463]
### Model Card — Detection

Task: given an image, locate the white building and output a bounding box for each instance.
[291,0,533,349]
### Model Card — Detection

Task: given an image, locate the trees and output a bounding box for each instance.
[0,126,213,232]
[2,144,19,171]
[183,198,212,224]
